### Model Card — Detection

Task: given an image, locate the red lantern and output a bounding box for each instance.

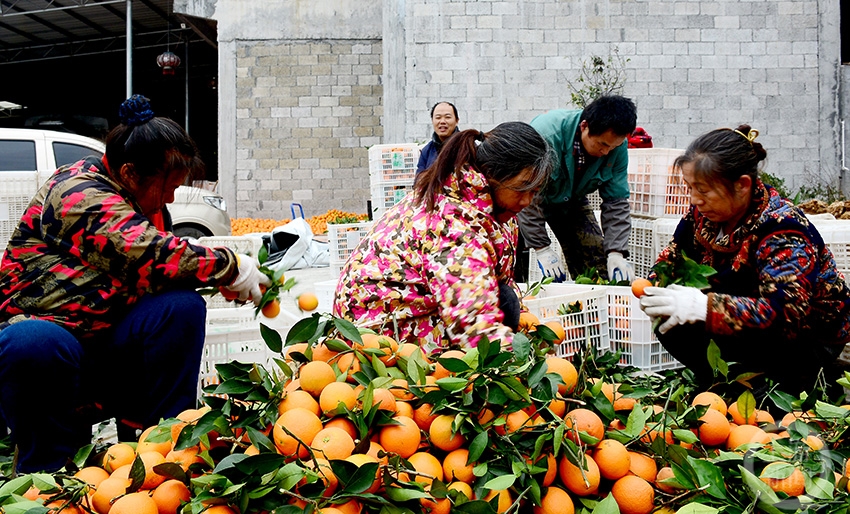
[156,51,181,75]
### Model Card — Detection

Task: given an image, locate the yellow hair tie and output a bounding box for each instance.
[733,128,759,144]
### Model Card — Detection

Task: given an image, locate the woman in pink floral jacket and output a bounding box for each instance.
[335,122,552,352]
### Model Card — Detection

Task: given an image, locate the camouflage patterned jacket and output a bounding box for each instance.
[0,158,238,339]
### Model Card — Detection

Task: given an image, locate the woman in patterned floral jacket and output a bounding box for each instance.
[335,122,552,353]
[639,125,850,394]
[0,96,270,472]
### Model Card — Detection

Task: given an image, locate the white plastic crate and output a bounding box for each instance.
[523,283,609,359]
[587,190,602,210]
[528,223,569,284]
[199,307,284,399]
[0,172,40,249]
[606,285,682,371]
[810,219,850,282]
[628,217,656,279]
[315,278,340,313]
[650,217,680,269]
[627,148,690,218]
[368,144,420,182]
[370,182,415,212]
[328,221,372,275]
[197,236,265,309]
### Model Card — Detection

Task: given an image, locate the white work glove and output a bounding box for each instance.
[536,246,567,282]
[606,251,634,282]
[639,284,708,334]
[225,254,272,307]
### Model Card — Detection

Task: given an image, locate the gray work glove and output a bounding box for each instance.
[606,251,634,282]
[536,246,566,282]
[225,254,273,307]
[639,284,708,334]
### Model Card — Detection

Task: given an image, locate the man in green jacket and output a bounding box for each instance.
[517,95,637,282]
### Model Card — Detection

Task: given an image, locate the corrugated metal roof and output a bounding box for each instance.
[0,0,211,64]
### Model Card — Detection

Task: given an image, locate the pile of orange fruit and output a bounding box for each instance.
[230,210,368,237]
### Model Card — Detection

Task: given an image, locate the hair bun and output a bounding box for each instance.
[118,94,155,126]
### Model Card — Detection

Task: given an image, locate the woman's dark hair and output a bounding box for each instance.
[430,101,459,120]
[581,95,637,137]
[105,95,204,182]
[673,124,767,193]
[414,121,552,211]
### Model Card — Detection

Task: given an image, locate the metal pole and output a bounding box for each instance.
[125,0,132,97]
[185,41,190,132]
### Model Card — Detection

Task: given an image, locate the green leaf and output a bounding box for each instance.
[814,400,850,419]
[673,429,698,444]
[623,405,649,438]
[736,390,756,424]
[512,332,531,361]
[482,474,516,491]
[676,505,720,514]
[477,338,491,370]
[438,357,471,373]
[435,377,468,392]
[553,424,565,457]
[804,475,833,500]
[468,431,489,463]
[384,486,431,502]
[527,361,548,388]
[342,462,380,494]
[234,453,287,475]
[128,454,146,493]
[738,465,784,514]
[285,316,320,346]
[686,456,726,499]
[589,493,620,514]
[0,476,34,497]
[499,376,531,402]
[334,318,363,344]
[706,340,727,378]
[213,380,255,395]
[259,323,282,353]
[768,390,797,413]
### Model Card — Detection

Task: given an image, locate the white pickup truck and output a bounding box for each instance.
[0,128,231,247]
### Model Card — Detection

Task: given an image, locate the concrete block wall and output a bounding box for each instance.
[233,40,383,219]
[397,0,841,194]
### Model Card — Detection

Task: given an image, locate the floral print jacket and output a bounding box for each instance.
[334,167,519,352]
[0,158,238,339]
[656,180,850,352]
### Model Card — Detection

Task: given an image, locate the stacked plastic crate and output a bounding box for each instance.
[523,283,609,359]
[197,235,266,309]
[0,172,40,250]
[368,144,420,220]
[328,221,373,275]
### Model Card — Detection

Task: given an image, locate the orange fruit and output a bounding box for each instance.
[534,486,574,514]
[375,335,400,365]
[278,389,321,416]
[389,378,415,401]
[559,454,601,496]
[627,451,657,482]
[433,349,466,379]
[219,286,239,301]
[563,408,604,445]
[331,352,361,382]
[311,426,356,460]
[442,448,475,484]
[369,388,398,413]
[261,299,281,318]
[312,341,341,362]
[447,480,474,499]
[137,426,172,456]
[344,454,381,493]
[760,462,805,497]
[697,407,731,446]
[611,475,655,514]
[756,410,775,425]
[165,446,204,473]
[692,391,727,416]
[379,415,421,458]
[726,424,771,450]
[273,407,324,458]
[429,414,466,452]
[325,417,358,439]
[728,401,757,425]
[395,401,414,418]
[366,441,388,464]
[548,398,566,418]
[630,278,653,298]
[176,407,208,422]
[74,466,109,488]
[44,501,83,513]
[299,361,337,397]
[543,321,566,344]
[495,410,531,435]
[537,453,558,487]
[592,439,631,480]
[109,491,158,514]
[483,489,513,513]
[334,499,363,514]
[91,476,132,514]
[151,480,191,514]
[545,357,578,394]
[405,452,444,486]
[305,458,338,497]
[298,292,319,311]
[200,507,237,514]
[519,311,540,331]
[137,451,168,490]
[655,466,684,494]
[319,381,358,416]
[285,343,308,363]
[414,403,438,431]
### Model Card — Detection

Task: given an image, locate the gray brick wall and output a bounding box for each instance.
[234,40,382,219]
[400,0,836,194]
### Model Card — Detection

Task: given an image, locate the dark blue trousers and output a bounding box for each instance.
[0,290,206,473]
